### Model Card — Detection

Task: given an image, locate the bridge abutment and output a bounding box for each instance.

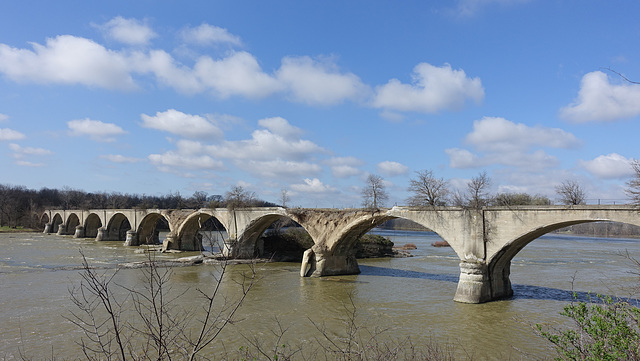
[301,246,360,277]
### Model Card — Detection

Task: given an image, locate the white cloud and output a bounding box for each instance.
[194,51,282,98]
[446,117,577,170]
[67,118,126,142]
[290,178,337,193]
[148,151,224,171]
[206,118,324,161]
[0,35,136,90]
[258,117,303,139]
[377,161,409,177]
[0,128,25,141]
[455,0,530,17]
[15,160,45,167]
[580,153,635,179]
[324,156,364,178]
[9,143,53,157]
[465,117,580,152]
[445,148,484,168]
[101,154,143,163]
[277,56,369,105]
[237,160,322,179]
[140,109,223,139]
[100,17,156,46]
[0,114,8,122]
[180,24,242,47]
[560,71,640,122]
[372,63,484,113]
[331,165,362,178]
[132,50,203,93]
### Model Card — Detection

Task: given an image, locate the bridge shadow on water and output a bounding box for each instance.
[358,265,640,304]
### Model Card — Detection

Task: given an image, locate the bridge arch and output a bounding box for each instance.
[51,213,63,234]
[66,213,81,235]
[176,211,228,251]
[84,213,102,239]
[242,214,313,259]
[137,212,170,245]
[105,213,132,242]
[40,213,50,232]
[485,208,640,301]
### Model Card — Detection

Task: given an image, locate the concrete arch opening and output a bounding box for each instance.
[178,213,227,252]
[237,214,313,261]
[105,213,132,242]
[84,213,102,239]
[39,213,50,232]
[137,213,170,245]
[66,213,81,235]
[487,219,640,301]
[51,214,63,234]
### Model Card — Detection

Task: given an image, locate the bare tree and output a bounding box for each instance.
[280,188,291,208]
[406,170,449,207]
[225,185,257,210]
[555,180,587,205]
[361,174,389,209]
[453,171,492,209]
[625,159,640,205]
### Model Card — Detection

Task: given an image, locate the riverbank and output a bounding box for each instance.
[0,226,37,233]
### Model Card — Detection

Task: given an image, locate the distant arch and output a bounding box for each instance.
[178,212,227,251]
[105,213,131,242]
[84,213,102,238]
[66,213,81,234]
[137,213,170,245]
[51,213,63,234]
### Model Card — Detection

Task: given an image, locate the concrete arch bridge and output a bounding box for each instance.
[42,205,640,304]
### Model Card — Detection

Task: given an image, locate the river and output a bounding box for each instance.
[1,230,639,359]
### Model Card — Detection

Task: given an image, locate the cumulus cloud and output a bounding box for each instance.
[580,153,635,179]
[101,154,143,163]
[148,151,224,171]
[372,63,484,113]
[99,16,157,46]
[465,116,580,152]
[68,118,126,142]
[206,117,324,162]
[445,148,484,168]
[9,143,53,160]
[324,156,364,178]
[180,23,242,47]
[194,51,282,98]
[237,160,322,179]
[0,128,25,141]
[446,117,579,169]
[0,35,136,90]
[276,56,369,105]
[560,71,640,122]
[377,161,409,177]
[290,178,338,193]
[140,109,223,139]
[0,113,8,122]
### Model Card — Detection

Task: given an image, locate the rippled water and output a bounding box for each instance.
[1,230,639,359]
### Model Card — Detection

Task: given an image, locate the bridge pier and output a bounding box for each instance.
[453,261,492,303]
[300,246,360,277]
[74,225,85,238]
[124,230,138,246]
[95,227,106,241]
[56,223,66,236]
[43,223,52,234]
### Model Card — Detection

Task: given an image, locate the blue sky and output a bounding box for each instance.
[1,0,639,207]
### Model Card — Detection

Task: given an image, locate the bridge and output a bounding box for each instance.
[41,205,640,304]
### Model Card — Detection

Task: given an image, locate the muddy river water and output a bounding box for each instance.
[1,230,639,359]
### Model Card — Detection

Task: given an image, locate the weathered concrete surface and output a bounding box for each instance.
[44,205,640,303]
